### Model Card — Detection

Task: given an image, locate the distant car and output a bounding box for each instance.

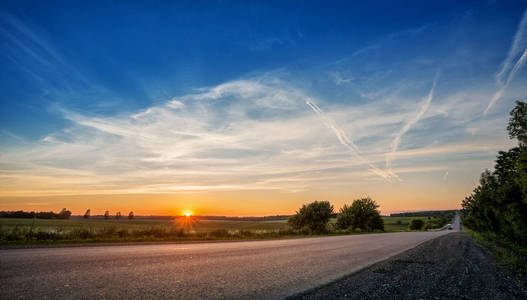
[447,224,453,230]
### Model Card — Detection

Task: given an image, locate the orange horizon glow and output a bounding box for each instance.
[0,183,463,217]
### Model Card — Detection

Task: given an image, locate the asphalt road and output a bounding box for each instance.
[0,217,459,299]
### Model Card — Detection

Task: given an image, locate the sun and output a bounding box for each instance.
[182,210,193,217]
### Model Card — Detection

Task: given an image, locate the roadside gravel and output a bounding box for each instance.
[291,232,526,299]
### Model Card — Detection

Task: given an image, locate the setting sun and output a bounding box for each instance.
[182,210,193,217]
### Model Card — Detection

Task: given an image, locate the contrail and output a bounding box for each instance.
[496,10,527,86]
[485,9,527,114]
[305,99,395,181]
[485,49,527,114]
[385,79,437,179]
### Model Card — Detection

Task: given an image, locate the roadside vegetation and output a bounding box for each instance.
[461,101,527,276]
[0,199,449,246]
[391,211,455,230]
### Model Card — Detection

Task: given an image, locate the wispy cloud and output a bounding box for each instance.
[305,99,395,181]
[385,78,437,178]
[332,71,355,85]
[0,13,87,85]
[485,9,527,114]
[0,71,508,198]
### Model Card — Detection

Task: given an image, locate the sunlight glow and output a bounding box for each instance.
[182,210,193,217]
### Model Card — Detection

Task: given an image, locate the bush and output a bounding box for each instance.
[288,201,334,233]
[424,219,441,230]
[408,218,424,230]
[336,197,384,232]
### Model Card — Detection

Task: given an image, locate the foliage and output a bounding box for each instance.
[466,229,527,277]
[115,212,121,219]
[128,211,134,219]
[336,197,384,231]
[0,216,426,245]
[83,209,90,219]
[422,211,455,230]
[56,208,72,219]
[0,209,71,219]
[408,218,424,230]
[104,211,109,220]
[462,101,527,247]
[288,201,334,233]
[507,100,527,145]
[390,210,456,218]
[0,218,295,244]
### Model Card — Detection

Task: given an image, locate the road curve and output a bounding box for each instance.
[0,220,458,299]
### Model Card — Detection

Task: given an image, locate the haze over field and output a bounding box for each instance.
[1,1,527,216]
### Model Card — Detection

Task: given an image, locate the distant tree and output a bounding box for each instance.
[56,208,72,219]
[128,211,134,219]
[83,209,91,219]
[408,218,424,230]
[104,210,109,220]
[115,212,121,219]
[336,197,384,231]
[288,201,333,233]
[35,211,56,219]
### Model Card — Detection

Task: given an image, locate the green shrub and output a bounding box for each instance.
[336,197,384,232]
[408,218,424,230]
[288,201,334,233]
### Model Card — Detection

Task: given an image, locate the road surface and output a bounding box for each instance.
[0,216,460,299]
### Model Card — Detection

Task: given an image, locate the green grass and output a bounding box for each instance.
[382,216,426,232]
[0,216,421,245]
[0,218,288,232]
[465,229,527,281]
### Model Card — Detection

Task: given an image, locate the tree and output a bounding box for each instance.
[461,101,527,246]
[115,211,121,219]
[128,211,134,220]
[408,218,424,230]
[336,197,384,231]
[83,209,91,219]
[56,208,71,219]
[507,101,527,145]
[288,201,333,233]
[104,211,109,220]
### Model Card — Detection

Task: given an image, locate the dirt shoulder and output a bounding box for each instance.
[290,232,526,299]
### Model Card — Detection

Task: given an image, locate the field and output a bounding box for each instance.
[382,216,426,232]
[0,216,425,245]
[0,217,288,232]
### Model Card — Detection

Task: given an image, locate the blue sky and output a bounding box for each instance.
[1,1,527,214]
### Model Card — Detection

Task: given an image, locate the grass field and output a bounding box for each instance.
[0,216,425,245]
[382,216,427,232]
[0,217,289,232]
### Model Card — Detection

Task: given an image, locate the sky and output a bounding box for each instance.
[1,1,527,216]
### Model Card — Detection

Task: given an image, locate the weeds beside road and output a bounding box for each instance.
[0,216,426,246]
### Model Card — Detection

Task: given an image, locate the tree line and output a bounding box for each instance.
[395,211,455,231]
[0,209,135,220]
[0,208,71,219]
[83,209,134,219]
[390,210,456,218]
[462,101,527,247]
